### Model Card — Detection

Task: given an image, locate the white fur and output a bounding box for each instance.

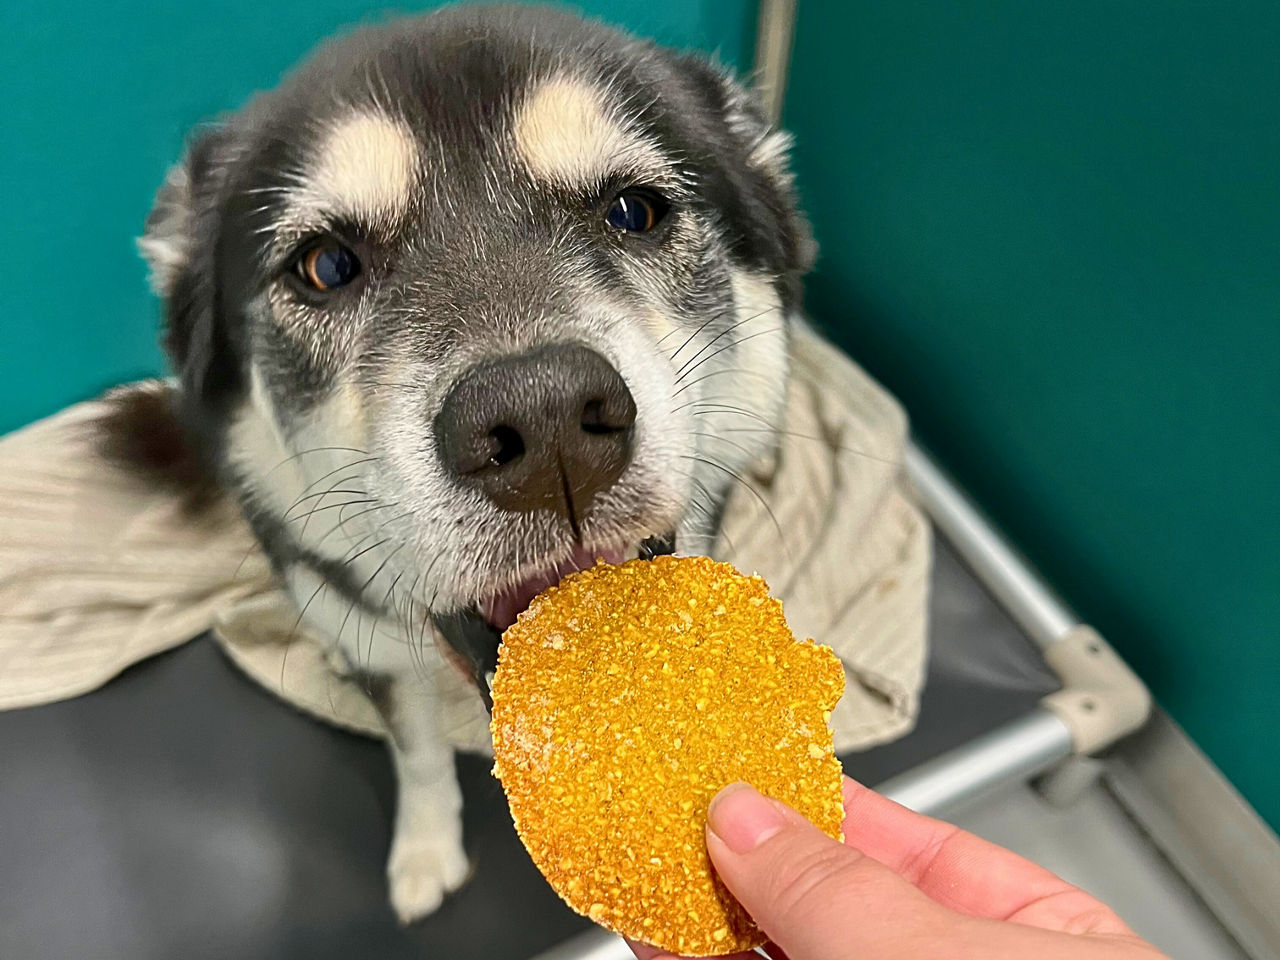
[679,269,789,546]
[279,112,418,238]
[283,557,476,922]
[513,75,666,187]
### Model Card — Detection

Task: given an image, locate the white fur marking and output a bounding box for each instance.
[726,271,789,427]
[226,365,302,519]
[226,367,374,563]
[296,112,417,227]
[514,76,663,185]
[685,270,788,501]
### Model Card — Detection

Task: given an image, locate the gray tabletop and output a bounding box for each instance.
[0,536,1057,960]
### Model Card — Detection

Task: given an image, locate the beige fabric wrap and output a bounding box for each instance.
[0,324,930,753]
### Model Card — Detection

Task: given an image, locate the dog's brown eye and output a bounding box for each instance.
[296,241,361,291]
[605,189,669,233]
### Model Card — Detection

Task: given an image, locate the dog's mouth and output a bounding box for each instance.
[433,532,677,709]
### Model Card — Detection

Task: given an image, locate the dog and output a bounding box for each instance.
[134,3,813,922]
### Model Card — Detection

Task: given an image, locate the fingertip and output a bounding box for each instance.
[840,775,913,840]
[706,782,790,854]
[841,775,874,811]
[624,940,670,960]
[708,780,754,809]
[624,937,673,959]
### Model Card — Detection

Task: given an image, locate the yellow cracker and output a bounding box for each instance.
[490,555,845,955]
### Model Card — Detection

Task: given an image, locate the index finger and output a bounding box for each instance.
[842,778,1134,935]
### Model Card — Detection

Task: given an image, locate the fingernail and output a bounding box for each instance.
[707,782,787,854]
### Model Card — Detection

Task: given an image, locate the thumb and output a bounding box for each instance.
[705,783,947,960]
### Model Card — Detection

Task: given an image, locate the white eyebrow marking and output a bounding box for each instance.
[284,111,418,232]
[513,75,665,186]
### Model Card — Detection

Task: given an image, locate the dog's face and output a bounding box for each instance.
[140,5,812,687]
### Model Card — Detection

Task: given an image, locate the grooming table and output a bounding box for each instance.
[0,445,1144,960]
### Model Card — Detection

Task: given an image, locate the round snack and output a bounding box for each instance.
[490,554,845,956]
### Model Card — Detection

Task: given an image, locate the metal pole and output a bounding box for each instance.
[904,443,1078,648]
[876,708,1074,815]
[754,0,797,124]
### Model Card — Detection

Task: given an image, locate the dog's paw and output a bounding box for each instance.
[387,833,471,923]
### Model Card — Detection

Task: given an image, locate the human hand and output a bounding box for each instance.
[629,778,1169,960]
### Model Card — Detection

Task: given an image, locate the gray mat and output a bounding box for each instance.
[0,536,1058,960]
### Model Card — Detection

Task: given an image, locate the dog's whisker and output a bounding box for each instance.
[678,453,794,566]
[720,425,903,467]
[391,572,428,677]
[336,496,398,532]
[314,505,407,558]
[666,306,731,365]
[282,469,376,540]
[267,445,372,474]
[416,593,435,681]
[672,309,780,381]
[653,325,684,349]
[673,326,784,387]
[407,547,454,676]
[240,184,295,197]
[309,510,384,560]
[279,572,334,693]
[671,366,783,399]
[332,538,399,662]
[286,497,376,528]
[670,468,739,558]
[687,430,759,463]
[283,484,371,518]
[370,568,406,671]
[685,404,905,467]
[288,456,381,496]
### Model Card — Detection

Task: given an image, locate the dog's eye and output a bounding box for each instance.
[605,189,669,233]
[296,241,361,291]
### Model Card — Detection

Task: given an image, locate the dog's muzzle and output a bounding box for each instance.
[434,532,676,710]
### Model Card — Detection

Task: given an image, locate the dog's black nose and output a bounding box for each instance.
[434,344,636,522]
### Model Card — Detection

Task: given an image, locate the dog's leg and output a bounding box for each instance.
[370,673,471,923]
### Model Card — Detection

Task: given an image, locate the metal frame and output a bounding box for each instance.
[753,0,795,124]
[906,445,1152,760]
[875,708,1071,817]
[904,446,1075,648]
[917,440,1276,958]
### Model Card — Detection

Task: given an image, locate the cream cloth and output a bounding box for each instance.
[0,323,930,752]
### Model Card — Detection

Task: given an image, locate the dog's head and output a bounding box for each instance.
[139,5,812,690]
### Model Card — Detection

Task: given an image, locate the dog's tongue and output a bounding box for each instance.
[482,544,628,632]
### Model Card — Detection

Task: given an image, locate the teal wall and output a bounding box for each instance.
[785,2,1280,828]
[0,0,754,435]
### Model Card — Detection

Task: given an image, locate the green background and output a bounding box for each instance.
[4,1,1277,829]
[784,1,1279,828]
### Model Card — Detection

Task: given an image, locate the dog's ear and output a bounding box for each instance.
[666,54,817,303]
[138,127,241,406]
[139,128,232,297]
[139,159,196,302]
